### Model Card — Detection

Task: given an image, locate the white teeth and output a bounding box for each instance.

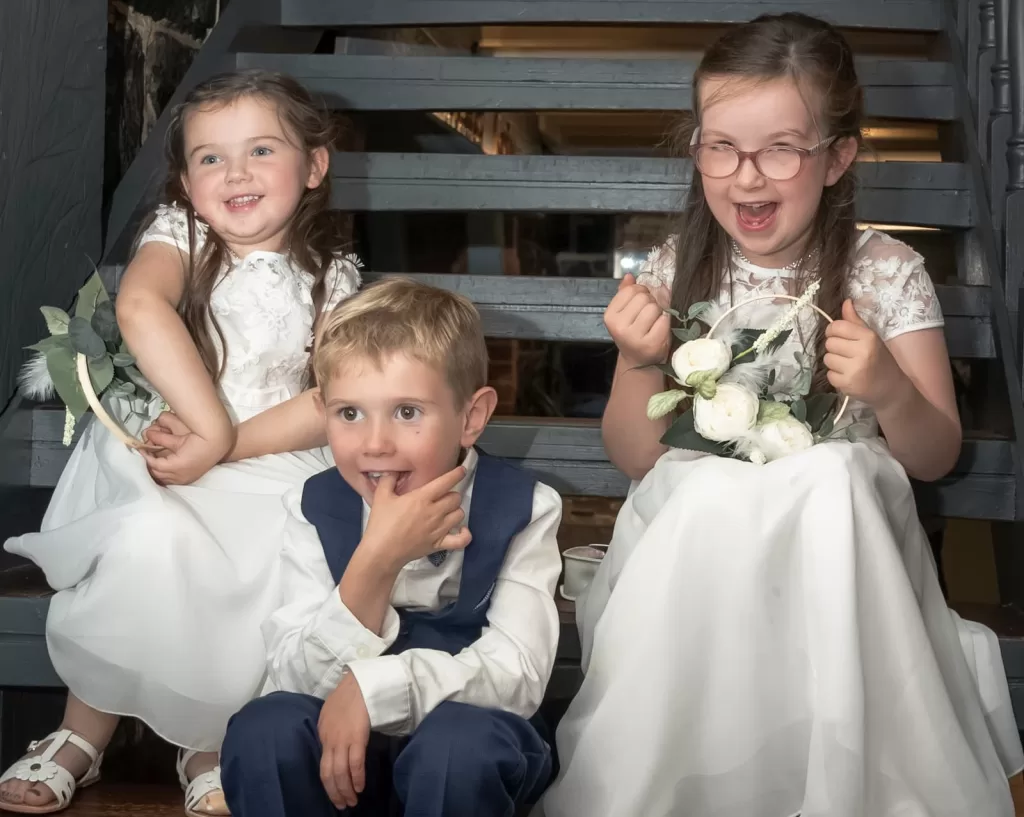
[229,195,259,205]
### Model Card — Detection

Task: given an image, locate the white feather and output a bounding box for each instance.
[18,352,56,400]
[719,357,779,393]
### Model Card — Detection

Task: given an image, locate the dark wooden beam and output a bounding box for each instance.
[236,54,955,121]
[331,154,975,228]
[280,0,942,31]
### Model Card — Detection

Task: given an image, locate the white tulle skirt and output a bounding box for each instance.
[4,405,331,752]
[535,440,1022,817]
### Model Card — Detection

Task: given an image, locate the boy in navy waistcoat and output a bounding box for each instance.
[222,278,563,817]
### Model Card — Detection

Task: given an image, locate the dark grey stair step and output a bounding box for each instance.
[330,154,974,228]
[237,54,955,121]
[5,403,1018,520]
[73,271,1002,361]
[359,273,997,358]
[279,0,943,31]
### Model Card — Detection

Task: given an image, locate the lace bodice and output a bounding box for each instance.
[139,204,361,421]
[634,229,944,434]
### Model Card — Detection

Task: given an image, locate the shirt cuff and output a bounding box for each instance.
[307,592,400,696]
[347,654,413,735]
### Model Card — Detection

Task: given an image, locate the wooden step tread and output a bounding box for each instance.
[64,783,180,815]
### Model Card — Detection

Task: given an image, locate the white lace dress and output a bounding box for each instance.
[4,205,360,752]
[534,230,1023,817]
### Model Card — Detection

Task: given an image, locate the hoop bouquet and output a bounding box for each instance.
[646,280,851,464]
[19,272,163,448]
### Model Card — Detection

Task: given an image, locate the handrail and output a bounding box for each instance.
[943,0,1024,517]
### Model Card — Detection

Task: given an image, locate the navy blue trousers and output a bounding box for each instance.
[221,692,552,817]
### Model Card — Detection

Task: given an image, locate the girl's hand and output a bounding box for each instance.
[604,273,672,367]
[140,412,232,485]
[823,299,907,409]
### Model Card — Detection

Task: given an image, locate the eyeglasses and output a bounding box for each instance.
[689,128,836,181]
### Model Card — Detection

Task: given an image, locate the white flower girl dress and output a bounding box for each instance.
[535,230,1023,817]
[4,204,360,752]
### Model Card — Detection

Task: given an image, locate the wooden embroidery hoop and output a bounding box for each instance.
[75,353,157,449]
[705,293,849,426]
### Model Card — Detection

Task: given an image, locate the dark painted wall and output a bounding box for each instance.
[0,1,106,414]
[104,0,217,226]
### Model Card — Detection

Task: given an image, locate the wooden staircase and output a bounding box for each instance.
[1,0,1023,807]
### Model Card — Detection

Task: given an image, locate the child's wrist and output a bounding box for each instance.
[353,534,406,578]
[870,368,916,418]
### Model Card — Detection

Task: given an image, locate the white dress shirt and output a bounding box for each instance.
[261,448,564,736]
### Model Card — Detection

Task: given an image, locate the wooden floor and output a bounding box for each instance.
[64,784,180,816]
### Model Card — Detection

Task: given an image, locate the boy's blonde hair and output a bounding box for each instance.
[314,277,488,405]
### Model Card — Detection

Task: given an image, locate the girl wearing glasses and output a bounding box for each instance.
[535,13,1023,817]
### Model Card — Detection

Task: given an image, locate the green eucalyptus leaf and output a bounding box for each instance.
[112,352,135,367]
[68,317,106,359]
[672,326,693,342]
[757,400,791,425]
[817,416,835,439]
[687,300,712,320]
[73,272,110,321]
[659,409,695,446]
[91,300,119,345]
[662,418,731,456]
[26,335,72,354]
[40,306,70,336]
[647,389,689,420]
[804,393,839,432]
[87,355,115,395]
[45,348,89,419]
[790,399,807,424]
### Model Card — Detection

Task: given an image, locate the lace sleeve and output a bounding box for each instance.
[634,236,678,291]
[323,252,362,312]
[137,204,206,255]
[846,232,944,342]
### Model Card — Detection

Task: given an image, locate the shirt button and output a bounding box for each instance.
[356,645,370,659]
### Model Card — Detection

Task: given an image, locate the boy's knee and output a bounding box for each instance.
[223,692,322,765]
[401,702,549,786]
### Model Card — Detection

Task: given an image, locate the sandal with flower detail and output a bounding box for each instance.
[176,749,230,817]
[0,729,102,814]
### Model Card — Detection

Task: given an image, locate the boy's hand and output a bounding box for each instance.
[318,673,371,810]
[604,273,672,368]
[361,466,472,570]
[139,412,230,485]
[823,299,907,409]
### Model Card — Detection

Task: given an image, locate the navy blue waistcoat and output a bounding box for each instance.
[300,452,536,657]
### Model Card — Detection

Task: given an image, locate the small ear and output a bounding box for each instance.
[306,146,330,190]
[180,172,191,198]
[313,387,326,417]
[460,386,498,449]
[824,136,859,187]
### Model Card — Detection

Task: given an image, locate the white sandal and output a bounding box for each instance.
[0,729,102,814]
[176,749,230,817]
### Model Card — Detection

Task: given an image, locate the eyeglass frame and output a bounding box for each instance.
[688,127,837,180]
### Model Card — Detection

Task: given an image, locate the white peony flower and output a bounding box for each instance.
[693,383,759,442]
[756,416,815,461]
[671,337,732,386]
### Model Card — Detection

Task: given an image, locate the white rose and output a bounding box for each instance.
[756,416,815,461]
[693,383,759,442]
[671,338,732,385]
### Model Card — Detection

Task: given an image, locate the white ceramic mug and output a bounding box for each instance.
[561,545,606,601]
